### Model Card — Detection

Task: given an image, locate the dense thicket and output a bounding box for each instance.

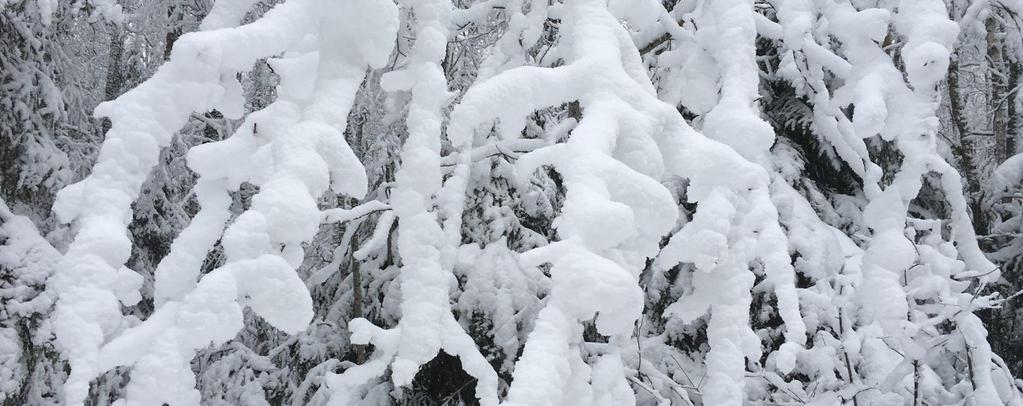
[2,0,1023,405]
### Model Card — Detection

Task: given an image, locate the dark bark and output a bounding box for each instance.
[987,17,1011,162]
[948,50,988,234]
[349,226,366,364]
[101,25,125,133]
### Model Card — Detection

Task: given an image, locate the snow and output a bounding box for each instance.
[200,0,261,30]
[51,0,319,399]
[352,210,396,260]
[50,0,396,404]
[455,240,548,373]
[697,0,777,161]
[322,200,391,224]
[326,1,500,404]
[0,199,60,404]
[957,313,1003,404]
[152,178,232,305]
[447,0,807,404]
[232,255,313,334]
[994,153,1023,191]
[22,0,1022,404]
[502,306,577,406]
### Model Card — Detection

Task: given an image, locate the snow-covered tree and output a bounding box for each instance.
[2,0,1023,405]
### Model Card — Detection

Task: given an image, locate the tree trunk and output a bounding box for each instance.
[987,17,1010,162]
[349,222,366,364]
[948,50,988,234]
[101,25,125,133]
[163,3,182,61]
[1007,57,1021,158]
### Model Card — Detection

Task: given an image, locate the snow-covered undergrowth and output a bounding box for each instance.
[22,0,1022,405]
